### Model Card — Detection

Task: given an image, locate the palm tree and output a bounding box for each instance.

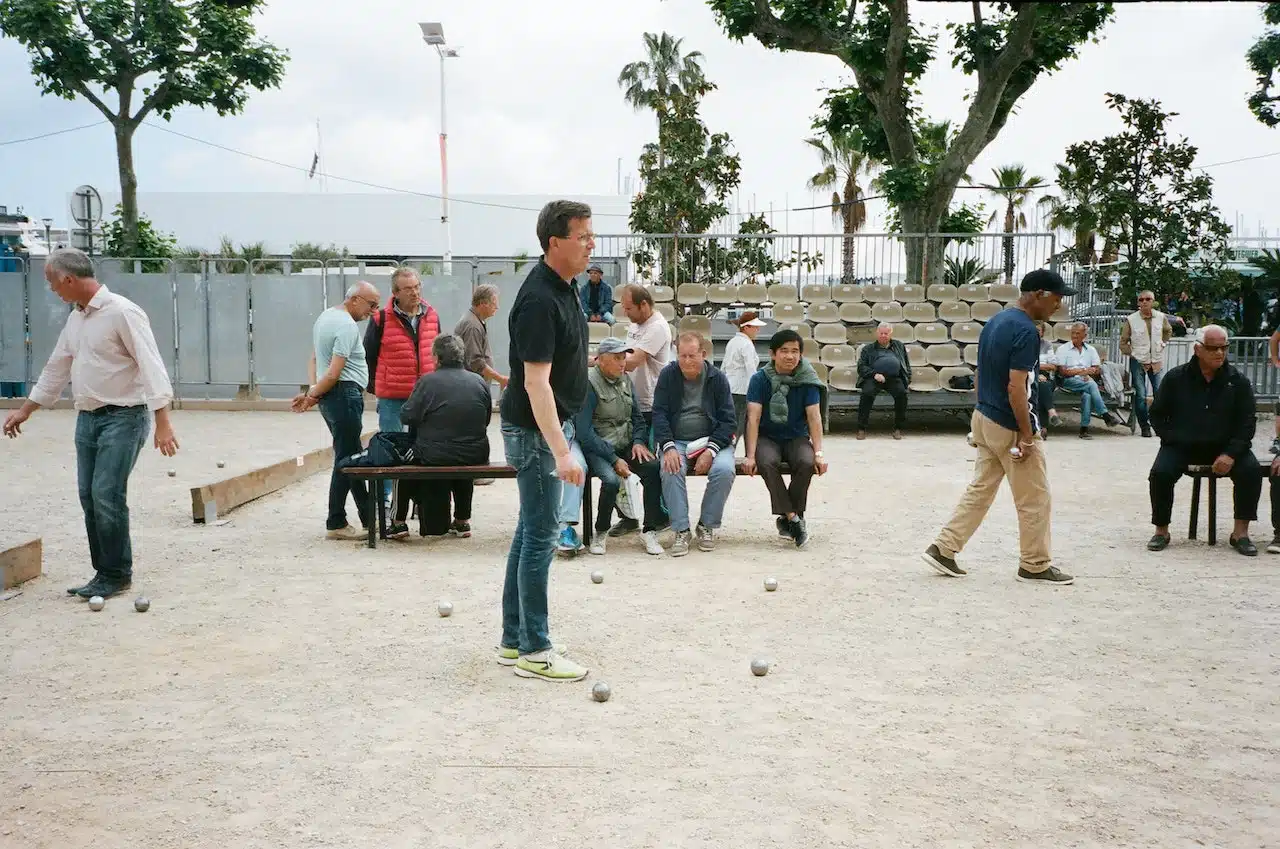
[618,32,706,175]
[1037,163,1101,267]
[981,165,1047,284]
[805,132,876,284]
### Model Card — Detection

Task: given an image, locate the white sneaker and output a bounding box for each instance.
[325,525,366,541]
[514,650,589,682]
[589,535,606,555]
[640,530,664,555]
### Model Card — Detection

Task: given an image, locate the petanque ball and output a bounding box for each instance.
[763,576,778,592]
[134,597,150,613]
[590,570,604,584]
[216,461,225,469]
[750,658,769,677]
[591,681,611,702]
[437,600,453,618]
[88,596,105,612]
[167,469,176,477]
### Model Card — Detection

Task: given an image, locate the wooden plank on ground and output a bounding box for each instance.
[190,431,375,523]
[1,538,42,590]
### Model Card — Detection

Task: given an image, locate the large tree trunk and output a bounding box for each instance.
[114,121,139,257]
[840,192,857,285]
[1002,205,1015,285]
[900,195,951,289]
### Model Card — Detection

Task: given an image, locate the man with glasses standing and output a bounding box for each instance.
[292,281,381,540]
[1120,289,1172,438]
[1146,325,1262,556]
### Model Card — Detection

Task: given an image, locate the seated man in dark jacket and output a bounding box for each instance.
[391,334,493,539]
[652,332,737,557]
[856,322,911,439]
[1147,325,1262,555]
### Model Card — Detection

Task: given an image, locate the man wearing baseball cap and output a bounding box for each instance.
[721,311,768,448]
[565,336,665,555]
[578,263,615,326]
[922,268,1076,586]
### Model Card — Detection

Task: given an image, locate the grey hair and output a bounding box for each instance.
[877,322,894,331]
[390,267,420,291]
[472,283,499,307]
[1070,322,1089,333]
[1196,324,1228,344]
[432,333,466,368]
[46,247,94,280]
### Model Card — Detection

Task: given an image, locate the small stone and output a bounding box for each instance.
[437,600,453,618]
[167,469,176,477]
[134,597,150,613]
[590,571,604,584]
[763,576,778,592]
[591,681,611,702]
[750,658,769,677]
[88,596,105,612]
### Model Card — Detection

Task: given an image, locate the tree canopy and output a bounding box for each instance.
[1247,2,1280,126]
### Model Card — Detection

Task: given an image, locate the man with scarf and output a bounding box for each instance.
[741,328,828,548]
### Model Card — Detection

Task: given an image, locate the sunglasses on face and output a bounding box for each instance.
[1200,343,1228,353]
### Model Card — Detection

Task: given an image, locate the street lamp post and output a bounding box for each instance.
[420,22,458,276]
[41,217,53,253]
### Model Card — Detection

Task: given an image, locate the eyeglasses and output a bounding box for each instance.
[557,232,595,245]
[1200,343,1228,352]
[1138,297,1154,302]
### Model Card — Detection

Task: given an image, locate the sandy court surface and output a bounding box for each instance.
[1,410,1277,848]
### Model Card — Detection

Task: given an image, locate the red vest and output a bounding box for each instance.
[373,302,440,399]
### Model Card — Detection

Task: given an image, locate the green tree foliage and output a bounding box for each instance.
[706,0,1112,284]
[1247,3,1280,126]
[980,164,1047,284]
[101,203,174,272]
[1037,162,1103,266]
[1056,93,1232,311]
[0,0,288,254]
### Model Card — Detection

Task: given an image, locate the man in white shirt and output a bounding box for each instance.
[3,248,179,601]
[1055,322,1120,438]
[1119,290,1172,438]
[720,310,766,449]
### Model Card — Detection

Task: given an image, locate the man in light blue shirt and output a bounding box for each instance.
[293,281,380,538]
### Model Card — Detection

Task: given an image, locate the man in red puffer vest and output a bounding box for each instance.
[364,266,441,446]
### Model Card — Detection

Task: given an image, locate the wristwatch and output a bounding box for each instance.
[814,450,825,458]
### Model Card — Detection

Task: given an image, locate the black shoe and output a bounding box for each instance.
[1103,411,1121,427]
[450,519,472,538]
[1079,428,1092,440]
[607,518,639,538]
[1147,533,1170,551]
[1230,535,1258,557]
[775,516,790,538]
[1016,565,1074,585]
[922,544,966,577]
[387,522,411,540]
[67,573,100,595]
[75,575,132,599]
[1141,425,1153,438]
[789,517,809,548]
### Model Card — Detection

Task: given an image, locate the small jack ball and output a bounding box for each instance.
[590,571,604,584]
[750,658,770,677]
[88,596,105,612]
[217,461,225,469]
[591,681,611,702]
[763,576,778,592]
[134,597,150,613]
[437,600,453,618]
[167,469,176,477]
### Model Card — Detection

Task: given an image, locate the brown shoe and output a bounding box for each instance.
[892,430,903,440]
[856,430,866,440]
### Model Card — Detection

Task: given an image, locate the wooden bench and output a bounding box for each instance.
[342,464,518,548]
[1186,464,1220,546]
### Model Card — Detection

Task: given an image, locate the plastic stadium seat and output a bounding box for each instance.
[831,284,864,303]
[927,284,959,303]
[847,324,879,344]
[951,322,983,344]
[588,322,612,343]
[827,366,859,391]
[871,302,904,323]
[925,344,964,367]
[971,301,1002,322]
[778,321,812,339]
[809,302,841,323]
[903,302,936,323]
[938,301,971,322]
[963,345,980,366]
[708,284,736,305]
[892,324,916,343]
[838,303,873,323]
[737,283,768,305]
[914,323,950,344]
[803,337,821,360]
[655,302,676,321]
[676,284,708,306]
[772,302,806,323]
[906,344,928,367]
[801,284,832,304]
[909,367,941,392]
[957,284,990,303]
[612,323,631,340]
[1055,323,1074,342]
[678,315,712,337]
[650,285,675,303]
[938,366,975,391]
[988,283,1019,302]
[862,284,894,303]
[893,284,927,303]
[814,323,849,345]
[811,361,829,384]
[820,344,856,367]
[768,283,799,303]
[1050,303,1070,322]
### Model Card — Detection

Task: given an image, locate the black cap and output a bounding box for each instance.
[1019,268,1076,296]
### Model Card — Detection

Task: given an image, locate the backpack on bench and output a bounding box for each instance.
[336,431,415,470]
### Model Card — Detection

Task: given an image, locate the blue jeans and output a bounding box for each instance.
[377,397,407,501]
[1061,376,1108,425]
[500,418,573,655]
[75,406,149,581]
[1128,359,1162,427]
[319,382,369,531]
[556,441,587,525]
[659,441,736,532]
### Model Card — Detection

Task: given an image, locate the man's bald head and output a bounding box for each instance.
[1194,323,1229,372]
[344,280,381,321]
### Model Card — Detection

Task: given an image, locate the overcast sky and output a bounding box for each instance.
[1,0,1278,240]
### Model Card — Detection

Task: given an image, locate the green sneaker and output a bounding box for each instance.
[496,641,567,666]
[513,651,589,682]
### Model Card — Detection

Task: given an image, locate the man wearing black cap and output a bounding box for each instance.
[922,268,1076,585]
[578,264,615,326]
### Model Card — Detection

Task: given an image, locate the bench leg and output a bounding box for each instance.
[1189,476,1200,541]
[367,477,381,549]
[1208,477,1217,546]
[582,476,594,548]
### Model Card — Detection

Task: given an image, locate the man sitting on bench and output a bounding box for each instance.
[740,328,828,548]
[391,334,493,538]
[572,337,665,556]
[1054,322,1120,439]
[1146,325,1261,555]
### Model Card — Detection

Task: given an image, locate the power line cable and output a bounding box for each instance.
[0,121,108,147]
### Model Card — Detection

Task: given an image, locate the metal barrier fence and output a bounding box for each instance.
[1163,336,1279,399]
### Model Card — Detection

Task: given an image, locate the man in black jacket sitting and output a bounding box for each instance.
[1147,325,1262,556]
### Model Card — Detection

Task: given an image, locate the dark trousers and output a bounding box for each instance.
[1148,444,1261,527]
[75,406,149,581]
[756,435,816,516]
[318,382,370,531]
[401,479,473,535]
[1035,379,1056,428]
[732,393,747,444]
[1271,476,1280,531]
[858,377,908,429]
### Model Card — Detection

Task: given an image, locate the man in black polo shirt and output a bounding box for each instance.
[496,200,593,683]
